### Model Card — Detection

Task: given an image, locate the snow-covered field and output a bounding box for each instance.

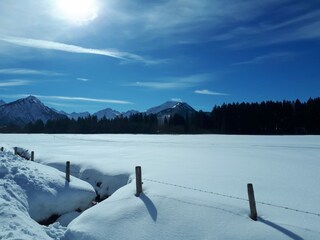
[1,134,320,239]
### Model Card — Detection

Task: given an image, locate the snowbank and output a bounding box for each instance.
[47,163,130,200]
[0,150,96,239]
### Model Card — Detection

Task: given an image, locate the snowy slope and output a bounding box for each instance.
[146,101,179,114]
[0,149,96,239]
[1,135,320,240]
[146,101,196,119]
[157,101,196,117]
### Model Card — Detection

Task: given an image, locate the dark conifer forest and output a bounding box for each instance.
[1,98,320,134]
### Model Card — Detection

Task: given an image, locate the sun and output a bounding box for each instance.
[56,0,99,25]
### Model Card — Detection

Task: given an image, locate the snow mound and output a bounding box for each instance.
[47,162,130,200]
[0,150,96,239]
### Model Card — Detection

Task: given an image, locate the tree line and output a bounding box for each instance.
[1,98,320,134]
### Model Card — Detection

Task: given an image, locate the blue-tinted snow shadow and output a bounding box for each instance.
[139,193,157,222]
[258,217,304,240]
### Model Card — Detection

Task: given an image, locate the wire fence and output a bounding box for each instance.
[143,178,320,217]
[5,146,320,218]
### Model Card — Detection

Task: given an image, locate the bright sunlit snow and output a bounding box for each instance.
[0,148,95,239]
[1,134,320,239]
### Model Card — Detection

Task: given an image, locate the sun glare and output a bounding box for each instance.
[56,0,99,25]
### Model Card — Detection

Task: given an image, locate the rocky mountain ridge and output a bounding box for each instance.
[0,96,197,126]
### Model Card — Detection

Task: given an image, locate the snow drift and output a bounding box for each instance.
[0,150,96,239]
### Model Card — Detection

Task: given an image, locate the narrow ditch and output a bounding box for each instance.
[39,162,131,226]
[12,147,131,227]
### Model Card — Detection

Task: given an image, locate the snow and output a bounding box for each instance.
[1,134,320,240]
[56,212,81,227]
[0,96,65,125]
[146,101,179,114]
[0,149,96,239]
[14,146,31,159]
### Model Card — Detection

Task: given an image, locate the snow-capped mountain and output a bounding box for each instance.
[0,96,198,126]
[0,96,66,126]
[146,101,180,115]
[147,101,196,118]
[159,102,195,117]
[93,108,120,120]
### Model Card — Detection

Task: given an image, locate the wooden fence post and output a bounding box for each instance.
[66,161,70,182]
[247,183,258,221]
[31,151,34,161]
[135,166,143,197]
[14,147,17,155]
[0,147,3,151]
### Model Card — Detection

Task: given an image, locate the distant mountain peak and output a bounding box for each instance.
[146,100,194,115]
[93,108,120,120]
[0,96,66,126]
[146,101,180,115]
[22,95,42,104]
[146,100,195,122]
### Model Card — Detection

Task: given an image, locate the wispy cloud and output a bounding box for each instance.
[77,77,89,82]
[0,35,157,64]
[222,8,320,49]
[128,74,211,90]
[171,98,182,102]
[132,81,187,89]
[45,102,80,108]
[34,95,133,105]
[0,79,31,87]
[195,89,229,96]
[232,52,294,66]
[119,0,312,46]
[0,68,62,76]
[0,94,133,105]
[1,1,319,52]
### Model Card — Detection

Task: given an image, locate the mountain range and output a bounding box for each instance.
[0,96,196,126]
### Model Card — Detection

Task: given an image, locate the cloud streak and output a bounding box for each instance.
[221,8,320,49]
[195,89,229,96]
[0,79,31,87]
[77,77,89,82]
[34,95,133,104]
[132,81,189,89]
[0,94,133,105]
[128,74,211,90]
[0,68,62,76]
[0,35,156,64]
[232,52,294,66]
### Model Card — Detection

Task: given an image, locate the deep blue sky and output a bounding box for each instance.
[0,0,319,113]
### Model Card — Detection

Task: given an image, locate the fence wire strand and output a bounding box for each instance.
[143,178,320,217]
